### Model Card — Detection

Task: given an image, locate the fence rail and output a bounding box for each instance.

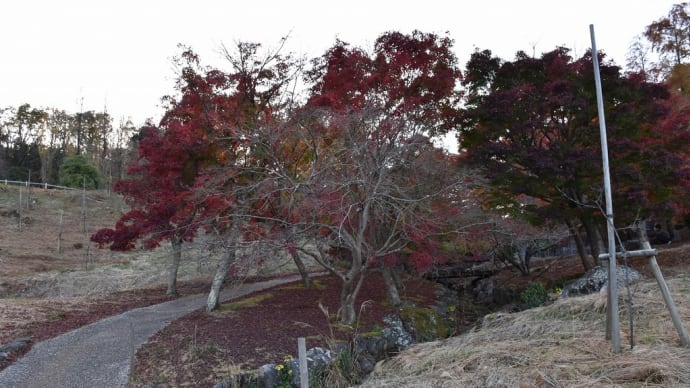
[0,178,79,191]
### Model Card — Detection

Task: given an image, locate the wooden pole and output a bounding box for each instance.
[638,225,689,346]
[57,209,64,254]
[599,249,657,260]
[298,337,308,388]
[590,24,620,353]
[82,176,91,268]
[18,187,23,232]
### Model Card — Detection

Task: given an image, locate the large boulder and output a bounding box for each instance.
[562,265,642,297]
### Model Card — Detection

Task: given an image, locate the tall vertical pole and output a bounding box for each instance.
[590,24,620,354]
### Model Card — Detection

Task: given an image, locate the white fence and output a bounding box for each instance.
[1,178,79,191]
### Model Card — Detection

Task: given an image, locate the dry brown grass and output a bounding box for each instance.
[362,274,690,387]
[0,186,229,298]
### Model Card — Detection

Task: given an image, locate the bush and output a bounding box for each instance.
[520,282,547,309]
[59,155,100,189]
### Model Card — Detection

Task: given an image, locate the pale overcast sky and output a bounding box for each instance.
[0,0,680,127]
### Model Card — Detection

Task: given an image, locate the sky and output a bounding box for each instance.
[0,0,680,127]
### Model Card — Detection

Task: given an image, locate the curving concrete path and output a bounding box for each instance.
[0,275,304,388]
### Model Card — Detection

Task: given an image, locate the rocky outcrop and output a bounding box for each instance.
[562,265,642,297]
[472,277,519,307]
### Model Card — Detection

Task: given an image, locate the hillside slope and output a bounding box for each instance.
[362,269,690,387]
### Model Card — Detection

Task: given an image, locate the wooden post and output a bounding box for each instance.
[57,209,64,254]
[82,177,92,269]
[27,172,32,209]
[18,187,23,232]
[82,177,87,233]
[638,224,690,346]
[298,337,308,388]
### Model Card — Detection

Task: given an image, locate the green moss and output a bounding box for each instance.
[399,306,451,342]
[212,293,274,316]
[278,279,326,291]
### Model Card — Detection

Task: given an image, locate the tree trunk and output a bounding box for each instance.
[566,219,592,270]
[206,246,236,312]
[167,237,183,296]
[391,265,405,293]
[338,272,366,325]
[339,280,357,325]
[581,214,604,266]
[381,266,401,306]
[206,225,240,312]
[289,248,311,288]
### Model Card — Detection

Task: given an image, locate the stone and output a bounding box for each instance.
[472,277,494,304]
[257,363,278,387]
[289,347,333,387]
[398,306,451,342]
[305,346,332,370]
[357,354,376,375]
[562,265,642,297]
[382,314,414,350]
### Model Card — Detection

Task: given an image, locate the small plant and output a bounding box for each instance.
[520,281,547,309]
[274,356,294,388]
[371,324,384,335]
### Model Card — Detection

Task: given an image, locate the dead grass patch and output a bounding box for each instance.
[363,275,690,387]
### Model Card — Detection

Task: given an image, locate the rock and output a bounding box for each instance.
[259,363,279,387]
[357,354,376,375]
[398,306,451,342]
[305,346,332,370]
[382,314,414,350]
[562,265,642,297]
[472,278,518,307]
[289,347,333,387]
[472,277,494,304]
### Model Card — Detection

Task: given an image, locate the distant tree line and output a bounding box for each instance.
[0,104,137,189]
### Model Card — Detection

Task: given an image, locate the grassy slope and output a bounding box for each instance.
[363,258,690,387]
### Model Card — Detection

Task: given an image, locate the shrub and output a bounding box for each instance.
[59,155,100,189]
[520,282,547,309]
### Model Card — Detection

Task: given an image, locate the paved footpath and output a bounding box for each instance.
[0,275,303,388]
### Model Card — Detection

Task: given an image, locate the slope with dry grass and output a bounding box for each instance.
[362,267,690,387]
[0,186,231,298]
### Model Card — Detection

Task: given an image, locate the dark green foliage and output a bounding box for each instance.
[460,47,690,265]
[59,155,101,189]
[520,282,547,309]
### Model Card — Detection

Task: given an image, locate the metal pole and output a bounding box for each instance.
[590,24,620,354]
